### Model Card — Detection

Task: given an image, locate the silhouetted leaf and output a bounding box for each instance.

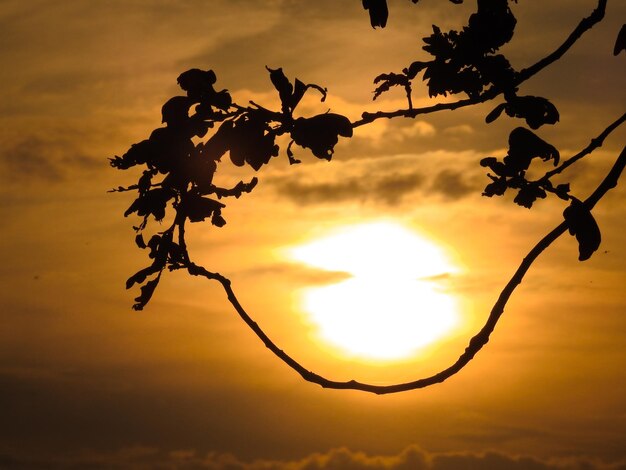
[466,0,516,53]
[265,68,326,114]
[554,183,571,201]
[124,188,174,221]
[485,103,506,123]
[373,72,410,100]
[147,235,162,259]
[405,61,428,79]
[201,120,233,162]
[143,127,195,174]
[161,96,192,127]
[563,199,601,261]
[126,265,160,289]
[362,0,388,29]
[182,194,225,223]
[110,139,157,170]
[183,153,218,193]
[211,209,227,227]
[167,242,186,265]
[135,234,147,249]
[614,24,626,56]
[291,113,353,160]
[137,170,154,194]
[286,141,301,165]
[505,127,559,173]
[503,95,559,129]
[291,79,308,110]
[133,277,160,311]
[266,66,293,114]
[177,69,217,101]
[229,114,278,170]
[478,54,516,90]
[482,176,507,197]
[480,156,507,176]
[422,25,455,59]
[513,184,546,209]
[211,90,232,111]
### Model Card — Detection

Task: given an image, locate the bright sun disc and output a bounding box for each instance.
[288,222,461,360]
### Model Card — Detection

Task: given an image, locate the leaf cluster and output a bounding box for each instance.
[111,68,353,309]
[374,0,521,105]
[480,127,566,209]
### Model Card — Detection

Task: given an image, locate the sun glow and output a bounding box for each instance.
[288,221,462,360]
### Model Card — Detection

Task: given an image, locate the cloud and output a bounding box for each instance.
[429,169,475,200]
[238,262,351,286]
[0,136,98,182]
[270,170,427,206]
[269,162,477,207]
[2,445,624,470]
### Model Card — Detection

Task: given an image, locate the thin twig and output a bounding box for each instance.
[540,112,626,182]
[516,0,607,82]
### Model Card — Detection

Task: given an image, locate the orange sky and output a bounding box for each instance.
[1,1,626,468]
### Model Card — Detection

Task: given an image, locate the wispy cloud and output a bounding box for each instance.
[1,136,98,182]
[268,154,481,206]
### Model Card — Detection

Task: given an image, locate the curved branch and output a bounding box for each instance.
[540,112,626,182]
[353,0,607,129]
[516,0,607,83]
[188,142,626,394]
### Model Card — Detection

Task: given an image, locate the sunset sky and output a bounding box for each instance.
[2,1,626,468]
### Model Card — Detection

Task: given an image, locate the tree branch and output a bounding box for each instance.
[516,0,607,82]
[187,142,626,394]
[540,112,626,182]
[353,0,607,129]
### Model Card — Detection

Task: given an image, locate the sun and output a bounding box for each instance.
[287,221,462,361]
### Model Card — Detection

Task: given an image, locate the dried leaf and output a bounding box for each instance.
[291,113,353,160]
[133,277,160,311]
[563,199,602,261]
[362,0,388,29]
[614,24,626,56]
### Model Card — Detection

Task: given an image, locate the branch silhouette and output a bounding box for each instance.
[354,0,607,127]
[111,0,625,392]
[183,130,626,394]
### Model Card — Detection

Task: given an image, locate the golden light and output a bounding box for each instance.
[287,221,462,361]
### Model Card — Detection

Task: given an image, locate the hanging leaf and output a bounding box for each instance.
[504,127,559,173]
[513,183,546,209]
[563,199,602,261]
[182,194,226,223]
[291,113,353,160]
[177,69,217,100]
[266,66,293,114]
[126,265,161,290]
[211,209,227,227]
[466,0,516,53]
[229,115,278,170]
[405,61,428,79]
[614,24,626,56]
[132,277,160,311]
[482,176,507,197]
[124,188,174,221]
[503,95,560,129]
[135,234,147,249]
[362,0,388,29]
[373,72,410,100]
[485,103,506,123]
[554,183,571,201]
[161,96,192,127]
